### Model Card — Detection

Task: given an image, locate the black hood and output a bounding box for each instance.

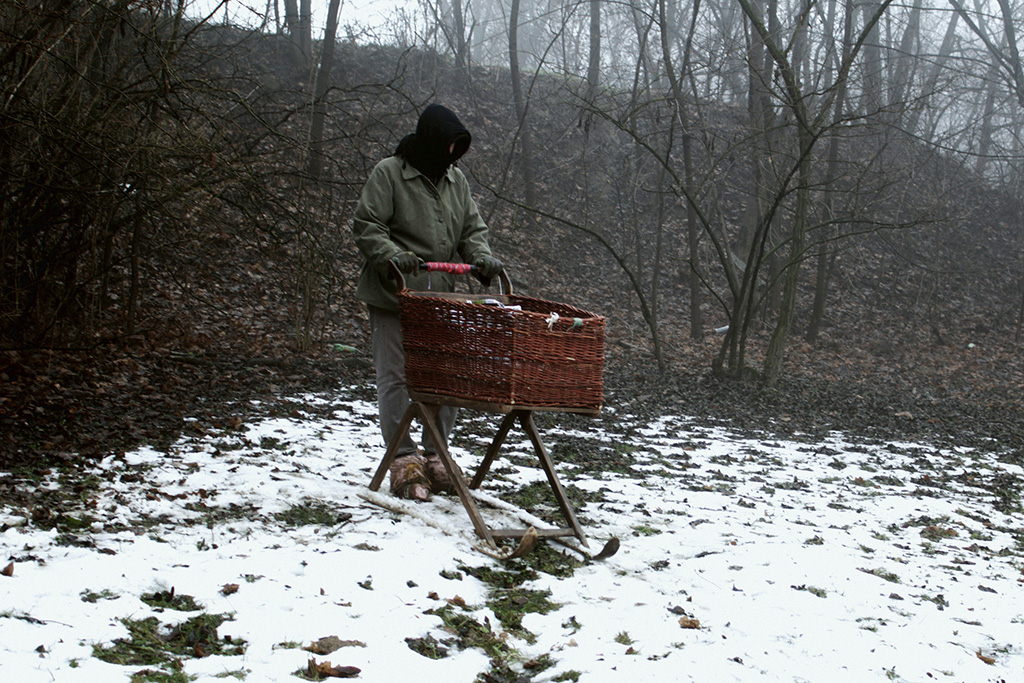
[394,104,472,183]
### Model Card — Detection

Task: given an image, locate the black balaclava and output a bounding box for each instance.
[394,104,472,185]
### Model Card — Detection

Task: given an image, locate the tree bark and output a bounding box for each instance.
[858,1,884,116]
[282,0,305,68]
[587,0,601,94]
[887,0,923,121]
[806,0,854,343]
[299,0,312,65]
[452,0,469,71]
[904,11,958,136]
[306,0,342,181]
[658,0,704,340]
[508,0,538,211]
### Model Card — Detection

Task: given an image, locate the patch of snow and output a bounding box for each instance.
[2,392,1022,682]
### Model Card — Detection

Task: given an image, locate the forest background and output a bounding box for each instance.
[1,0,1023,472]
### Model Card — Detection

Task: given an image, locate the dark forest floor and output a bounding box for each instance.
[3,331,1021,474]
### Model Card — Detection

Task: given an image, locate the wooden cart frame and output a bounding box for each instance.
[368,263,603,552]
[368,391,596,550]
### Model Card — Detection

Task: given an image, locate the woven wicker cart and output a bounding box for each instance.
[368,263,608,555]
[398,268,605,413]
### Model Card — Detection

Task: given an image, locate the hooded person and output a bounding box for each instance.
[352,103,503,501]
[394,103,472,185]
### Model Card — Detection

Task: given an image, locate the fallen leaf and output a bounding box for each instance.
[679,617,702,629]
[220,583,239,596]
[1,562,13,577]
[307,658,361,678]
[303,636,367,655]
[446,595,467,608]
[976,650,996,665]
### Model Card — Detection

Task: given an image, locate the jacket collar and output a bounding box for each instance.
[400,160,455,185]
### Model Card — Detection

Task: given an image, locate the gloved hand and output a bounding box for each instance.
[475,256,503,279]
[390,251,421,274]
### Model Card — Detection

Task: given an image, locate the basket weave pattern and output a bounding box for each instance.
[398,290,604,411]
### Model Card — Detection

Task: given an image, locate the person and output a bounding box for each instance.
[352,103,503,501]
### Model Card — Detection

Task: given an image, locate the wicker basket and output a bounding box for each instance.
[398,286,604,412]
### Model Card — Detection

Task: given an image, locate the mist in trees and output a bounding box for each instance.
[3,0,1022,383]
[411,0,1024,379]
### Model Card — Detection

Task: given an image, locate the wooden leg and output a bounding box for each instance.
[469,411,517,489]
[370,400,588,552]
[517,410,589,547]
[418,403,497,548]
[369,402,419,492]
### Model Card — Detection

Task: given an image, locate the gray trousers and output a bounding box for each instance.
[369,305,457,457]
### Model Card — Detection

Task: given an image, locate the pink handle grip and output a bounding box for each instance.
[423,262,474,275]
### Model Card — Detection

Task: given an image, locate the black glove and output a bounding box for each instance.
[391,251,421,274]
[475,256,503,279]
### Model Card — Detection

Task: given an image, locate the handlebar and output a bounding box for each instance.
[388,260,512,295]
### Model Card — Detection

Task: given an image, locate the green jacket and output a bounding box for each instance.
[352,155,492,311]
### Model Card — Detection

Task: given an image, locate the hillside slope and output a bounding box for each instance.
[1,28,1022,469]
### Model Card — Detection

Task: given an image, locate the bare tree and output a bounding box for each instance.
[588,0,602,94]
[805,0,853,343]
[948,0,1024,338]
[307,0,344,181]
[508,0,538,211]
[282,0,312,68]
[658,0,706,340]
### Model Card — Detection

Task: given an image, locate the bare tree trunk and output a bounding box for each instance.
[587,0,601,93]
[295,0,342,351]
[763,136,811,385]
[651,147,669,372]
[887,0,922,120]
[127,184,142,336]
[995,0,1024,107]
[452,0,469,71]
[976,59,1001,176]
[905,10,958,136]
[658,0,704,340]
[299,0,312,64]
[859,1,884,116]
[1017,275,1024,343]
[307,0,342,181]
[716,0,779,378]
[282,0,305,68]
[508,0,538,211]
[807,0,854,343]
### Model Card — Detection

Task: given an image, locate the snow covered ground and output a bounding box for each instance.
[2,387,1022,682]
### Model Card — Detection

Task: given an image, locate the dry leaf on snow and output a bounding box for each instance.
[306,657,361,678]
[304,636,367,655]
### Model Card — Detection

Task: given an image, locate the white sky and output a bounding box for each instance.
[2,389,1023,681]
[197,0,413,37]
